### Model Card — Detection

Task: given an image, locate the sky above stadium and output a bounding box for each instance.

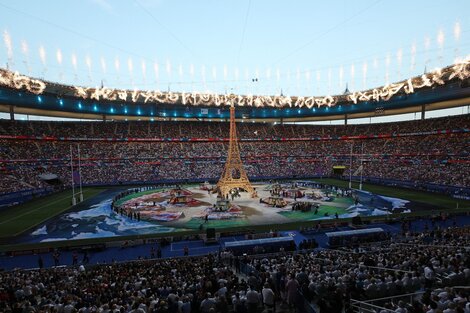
[0,0,469,99]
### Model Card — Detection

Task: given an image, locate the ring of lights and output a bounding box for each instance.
[0,59,469,109]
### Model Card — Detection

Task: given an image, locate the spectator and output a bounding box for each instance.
[262,282,275,313]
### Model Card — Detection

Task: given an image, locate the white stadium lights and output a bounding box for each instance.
[0,58,469,109]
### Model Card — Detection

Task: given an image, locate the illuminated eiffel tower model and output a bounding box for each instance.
[217,105,255,198]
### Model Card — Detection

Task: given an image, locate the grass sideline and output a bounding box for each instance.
[317,178,470,209]
[0,187,107,239]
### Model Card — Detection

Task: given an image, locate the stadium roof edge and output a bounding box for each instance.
[0,95,469,122]
[0,59,469,121]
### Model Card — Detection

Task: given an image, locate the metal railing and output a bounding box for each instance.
[392,242,470,250]
[351,286,470,312]
[351,291,425,313]
[299,255,415,276]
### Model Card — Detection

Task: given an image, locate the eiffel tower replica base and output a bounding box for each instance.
[217,105,256,198]
[217,180,255,199]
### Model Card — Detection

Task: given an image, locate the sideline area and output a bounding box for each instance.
[317,178,470,209]
[0,187,108,238]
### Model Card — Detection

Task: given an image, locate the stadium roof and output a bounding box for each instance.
[0,62,469,121]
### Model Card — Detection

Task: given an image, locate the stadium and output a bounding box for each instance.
[0,1,469,312]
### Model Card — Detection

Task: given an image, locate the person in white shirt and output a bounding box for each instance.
[217,282,228,298]
[200,293,216,313]
[246,286,260,313]
[424,264,435,288]
[262,282,275,313]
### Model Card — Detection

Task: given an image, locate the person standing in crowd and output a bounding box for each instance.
[262,282,275,313]
[424,263,435,288]
[72,251,78,266]
[245,286,260,313]
[52,250,60,267]
[200,292,216,313]
[232,292,247,313]
[285,273,299,311]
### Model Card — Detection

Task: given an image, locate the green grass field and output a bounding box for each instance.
[0,187,107,239]
[0,179,469,243]
[332,197,355,205]
[317,178,470,209]
[279,205,348,220]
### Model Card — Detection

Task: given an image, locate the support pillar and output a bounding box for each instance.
[344,114,348,125]
[421,104,426,120]
[102,114,106,122]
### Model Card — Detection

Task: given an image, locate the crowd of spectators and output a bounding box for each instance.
[0,114,469,194]
[240,226,469,312]
[1,114,468,139]
[0,226,468,312]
